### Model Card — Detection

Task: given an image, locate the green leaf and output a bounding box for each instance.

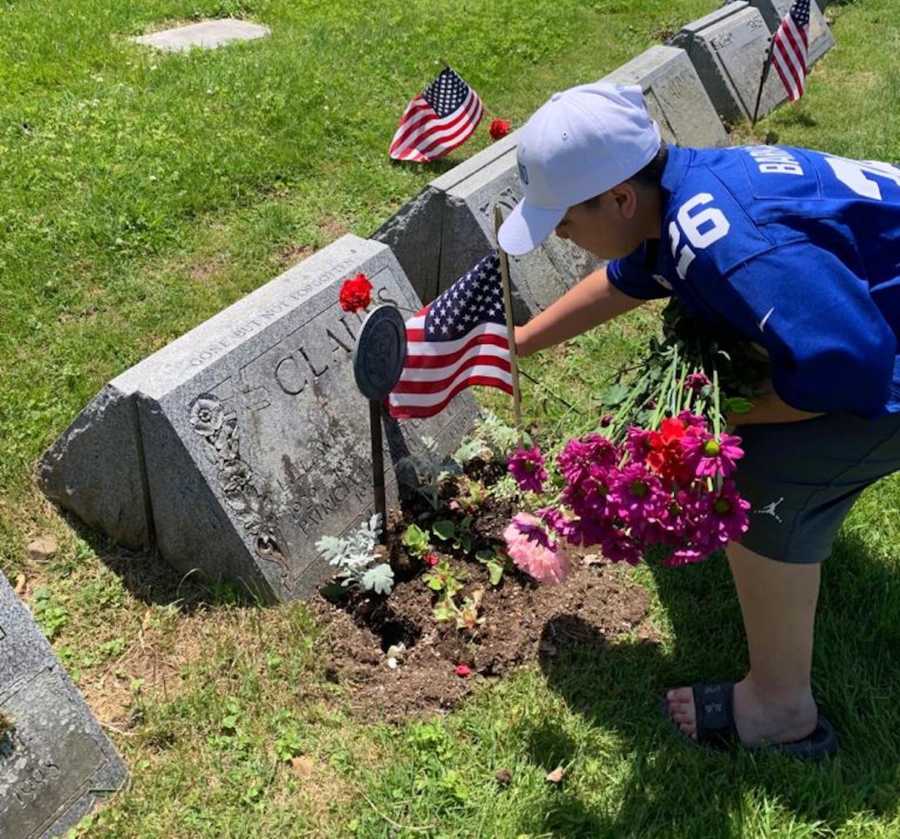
[433,599,456,622]
[601,383,629,407]
[723,397,754,414]
[361,564,394,595]
[433,520,456,541]
[486,561,504,586]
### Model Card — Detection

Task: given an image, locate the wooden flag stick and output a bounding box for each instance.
[493,205,524,441]
[751,36,776,127]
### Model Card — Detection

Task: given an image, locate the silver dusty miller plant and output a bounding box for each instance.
[315,514,394,595]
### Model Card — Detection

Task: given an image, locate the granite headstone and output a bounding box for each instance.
[671,2,787,124]
[374,132,598,323]
[131,19,271,52]
[39,236,476,602]
[600,46,728,148]
[0,574,127,838]
[747,0,834,66]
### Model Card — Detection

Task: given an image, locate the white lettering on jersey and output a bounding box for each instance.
[746,146,804,176]
[669,194,731,280]
[824,155,900,201]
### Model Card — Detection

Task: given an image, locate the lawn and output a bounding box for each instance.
[2,0,900,836]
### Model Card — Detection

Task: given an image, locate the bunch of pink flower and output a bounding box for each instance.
[503,412,750,582]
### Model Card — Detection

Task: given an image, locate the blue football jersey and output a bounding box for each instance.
[607,145,900,417]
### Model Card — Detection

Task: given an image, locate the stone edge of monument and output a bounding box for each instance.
[601,45,728,148]
[0,573,128,836]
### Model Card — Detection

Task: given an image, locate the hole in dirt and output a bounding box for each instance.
[378,619,421,652]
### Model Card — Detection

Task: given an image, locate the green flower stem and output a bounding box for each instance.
[713,368,721,438]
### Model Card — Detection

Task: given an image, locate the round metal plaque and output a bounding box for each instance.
[352,305,408,401]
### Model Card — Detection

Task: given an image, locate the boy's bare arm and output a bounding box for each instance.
[514,266,646,358]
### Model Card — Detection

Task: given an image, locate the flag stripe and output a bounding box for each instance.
[390,89,477,157]
[389,374,514,418]
[388,252,511,419]
[406,322,507,354]
[399,344,510,382]
[388,67,483,163]
[770,0,810,103]
[393,355,511,393]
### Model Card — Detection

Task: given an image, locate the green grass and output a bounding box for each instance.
[3,0,900,836]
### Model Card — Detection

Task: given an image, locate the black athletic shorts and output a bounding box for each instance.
[733,411,900,563]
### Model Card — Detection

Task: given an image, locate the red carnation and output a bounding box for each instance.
[339,273,373,313]
[489,118,511,141]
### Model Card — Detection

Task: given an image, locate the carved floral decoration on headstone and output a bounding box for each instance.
[189,394,290,589]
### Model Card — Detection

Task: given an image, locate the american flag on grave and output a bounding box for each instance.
[388,252,512,419]
[389,67,484,163]
[770,0,810,102]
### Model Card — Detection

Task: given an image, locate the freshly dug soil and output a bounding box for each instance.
[309,462,653,720]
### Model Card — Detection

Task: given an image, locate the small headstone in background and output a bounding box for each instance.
[671,2,787,124]
[600,46,728,148]
[131,19,270,53]
[375,133,598,323]
[0,573,127,838]
[746,0,834,66]
[39,236,476,602]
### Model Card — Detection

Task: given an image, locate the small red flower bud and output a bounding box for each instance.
[489,118,511,141]
[424,552,439,567]
[455,664,472,678]
[339,273,373,313]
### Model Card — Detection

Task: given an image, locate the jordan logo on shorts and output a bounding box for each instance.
[754,497,784,524]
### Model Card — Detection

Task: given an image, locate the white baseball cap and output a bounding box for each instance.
[497,82,661,256]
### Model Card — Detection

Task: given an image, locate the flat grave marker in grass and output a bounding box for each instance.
[0,574,127,838]
[375,135,598,324]
[601,46,728,148]
[672,2,787,124]
[131,19,271,53]
[39,237,476,603]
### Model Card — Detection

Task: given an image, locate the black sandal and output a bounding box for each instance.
[663,682,839,760]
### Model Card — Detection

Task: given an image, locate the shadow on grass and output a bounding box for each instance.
[531,531,900,836]
[70,516,262,613]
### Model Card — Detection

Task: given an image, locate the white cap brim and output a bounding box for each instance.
[497,200,565,256]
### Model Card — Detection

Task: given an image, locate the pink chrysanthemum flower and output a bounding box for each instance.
[699,481,751,545]
[508,446,549,493]
[684,431,745,478]
[503,513,571,584]
[609,463,667,527]
[557,434,618,484]
[676,411,709,434]
[685,372,711,392]
[625,426,653,464]
[600,531,642,566]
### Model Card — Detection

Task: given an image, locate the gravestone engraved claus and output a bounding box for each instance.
[746,0,834,67]
[374,133,598,323]
[600,46,728,148]
[671,2,787,124]
[38,236,476,602]
[0,574,127,838]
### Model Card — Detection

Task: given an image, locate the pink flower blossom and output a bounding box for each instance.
[503,513,571,584]
[684,431,745,478]
[424,552,439,567]
[557,434,618,484]
[600,531,642,565]
[625,426,653,464]
[508,446,548,493]
[685,372,711,392]
[455,663,472,678]
[609,463,667,530]
[676,411,709,434]
[698,481,751,545]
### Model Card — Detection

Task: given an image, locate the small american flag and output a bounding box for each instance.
[389,67,484,163]
[771,0,810,102]
[388,253,512,419]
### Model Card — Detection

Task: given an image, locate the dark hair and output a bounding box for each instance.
[578,141,669,207]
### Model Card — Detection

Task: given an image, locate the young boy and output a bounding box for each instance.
[499,82,900,759]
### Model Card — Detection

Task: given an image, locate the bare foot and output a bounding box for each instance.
[664,677,818,746]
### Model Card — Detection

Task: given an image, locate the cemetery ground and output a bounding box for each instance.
[1,0,900,836]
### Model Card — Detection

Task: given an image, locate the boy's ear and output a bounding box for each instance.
[610,182,639,220]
